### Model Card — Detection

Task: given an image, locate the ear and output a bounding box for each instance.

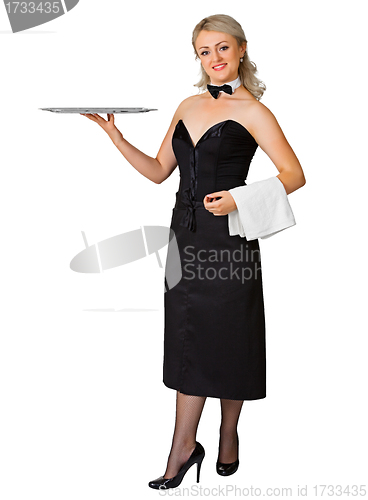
[240,41,247,56]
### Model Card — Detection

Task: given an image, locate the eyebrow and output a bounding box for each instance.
[198,41,228,50]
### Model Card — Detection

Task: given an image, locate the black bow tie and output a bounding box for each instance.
[207,83,233,99]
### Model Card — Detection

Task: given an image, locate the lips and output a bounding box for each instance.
[213,63,227,70]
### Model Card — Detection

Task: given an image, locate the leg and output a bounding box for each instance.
[163,391,206,479]
[218,398,244,463]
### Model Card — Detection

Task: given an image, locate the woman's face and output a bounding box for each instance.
[195,30,246,86]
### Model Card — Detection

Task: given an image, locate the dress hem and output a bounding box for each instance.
[163,379,266,401]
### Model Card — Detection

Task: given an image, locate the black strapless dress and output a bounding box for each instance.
[163,119,266,401]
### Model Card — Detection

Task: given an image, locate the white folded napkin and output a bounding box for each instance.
[227,176,296,240]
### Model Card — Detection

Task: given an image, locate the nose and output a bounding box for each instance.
[212,49,223,63]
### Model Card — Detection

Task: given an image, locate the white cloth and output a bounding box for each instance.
[227,176,296,240]
[209,76,241,94]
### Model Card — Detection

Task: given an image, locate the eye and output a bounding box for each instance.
[200,46,228,56]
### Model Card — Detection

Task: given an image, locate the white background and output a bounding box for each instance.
[0,0,367,498]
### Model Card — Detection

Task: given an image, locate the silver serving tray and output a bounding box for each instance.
[39,107,157,113]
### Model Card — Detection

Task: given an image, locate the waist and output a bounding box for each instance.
[173,190,205,210]
[173,181,246,211]
[174,199,205,210]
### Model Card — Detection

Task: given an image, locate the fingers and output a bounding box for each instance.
[80,113,106,122]
[203,193,225,216]
[80,113,98,122]
[80,113,116,127]
[204,195,221,204]
[92,113,106,122]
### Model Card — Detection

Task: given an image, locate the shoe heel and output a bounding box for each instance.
[196,455,204,483]
[148,441,205,490]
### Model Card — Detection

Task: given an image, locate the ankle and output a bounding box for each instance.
[219,427,238,440]
[171,440,196,455]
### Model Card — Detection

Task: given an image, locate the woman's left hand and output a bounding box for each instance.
[203,191,237,216]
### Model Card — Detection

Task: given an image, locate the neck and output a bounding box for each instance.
[209,75,241,92]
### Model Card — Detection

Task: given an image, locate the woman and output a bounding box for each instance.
[81,14,306,490]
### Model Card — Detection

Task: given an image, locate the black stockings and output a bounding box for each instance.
[163,391,244,479]
[164,391,206,479]
[218,398,243,463]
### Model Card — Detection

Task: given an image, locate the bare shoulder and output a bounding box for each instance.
[246,100,286,143]
[163,95,199,132]
[247,99,278,129]
[175,94,203,115]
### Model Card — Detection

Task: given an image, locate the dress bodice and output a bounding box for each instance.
[172,119,258,232]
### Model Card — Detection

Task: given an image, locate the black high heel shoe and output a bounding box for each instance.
[216,433,239,476]
[148,441,205,490]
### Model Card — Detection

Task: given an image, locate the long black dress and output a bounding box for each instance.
[163,118,266,401]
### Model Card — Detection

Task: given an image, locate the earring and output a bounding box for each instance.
[240,57,243,63]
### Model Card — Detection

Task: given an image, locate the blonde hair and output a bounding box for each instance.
[192,14,266,100]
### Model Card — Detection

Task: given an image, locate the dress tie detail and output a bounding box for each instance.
[179,187,197,232]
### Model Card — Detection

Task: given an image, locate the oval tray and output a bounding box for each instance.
[39,107,157,113]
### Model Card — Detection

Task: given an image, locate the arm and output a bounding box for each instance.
[204,102,302,240]
[112,134,165,185]
[223,103,302,239]
[248,101,306,194]
[112,106,184,184]
[81,101,186,184]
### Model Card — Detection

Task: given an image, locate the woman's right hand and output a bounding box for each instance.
[80,113,124,145]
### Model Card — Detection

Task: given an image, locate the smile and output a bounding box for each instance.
[213,64,227,70]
